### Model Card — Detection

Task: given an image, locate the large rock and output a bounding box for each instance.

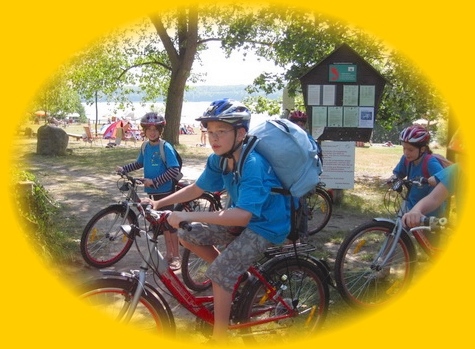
[36,124,69,155]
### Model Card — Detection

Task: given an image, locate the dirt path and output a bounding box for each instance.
[26,141,376,341]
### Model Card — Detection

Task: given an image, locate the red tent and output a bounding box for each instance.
[102,120,126,139]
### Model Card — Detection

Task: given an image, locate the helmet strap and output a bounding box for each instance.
[222,129,243,161]
[414,147,427,162]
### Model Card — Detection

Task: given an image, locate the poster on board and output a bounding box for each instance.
[320,141,355,189]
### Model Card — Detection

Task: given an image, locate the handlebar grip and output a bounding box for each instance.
[421,216,433,226]
[421,216,447,227]
[179,221,192,231]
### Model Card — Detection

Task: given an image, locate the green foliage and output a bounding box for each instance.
[221,6,448,128]
[29,4,450,146]
[12,170,76,264]
[243,95,282,116]
[29,66,85,120]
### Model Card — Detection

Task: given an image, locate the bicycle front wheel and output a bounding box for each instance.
[178,192,220,291]
[307,187,333,235]
[78,277,174,335]
[237,257,329,344]
[80,205,137,268]
[334,221,417,309]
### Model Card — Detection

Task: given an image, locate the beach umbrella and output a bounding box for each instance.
[34,110,47,117]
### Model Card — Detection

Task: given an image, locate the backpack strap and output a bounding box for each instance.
[236,135,258,179]
[404,153,431,179]
[159,139,167,165]
[141,139,171,166]
[218,135,259,180]
[421,153,432,179]
[140,140,149,159]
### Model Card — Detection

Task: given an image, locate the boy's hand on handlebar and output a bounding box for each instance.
[166,211,188,229]
[402,210,424,228]
[140,197,156,209]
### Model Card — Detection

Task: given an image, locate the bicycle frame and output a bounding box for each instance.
[112,212,320,331]
[370,178,445,269]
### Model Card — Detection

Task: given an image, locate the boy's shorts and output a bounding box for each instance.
[178,223,273,293]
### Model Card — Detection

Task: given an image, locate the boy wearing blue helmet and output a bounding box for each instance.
[143,99,291,344]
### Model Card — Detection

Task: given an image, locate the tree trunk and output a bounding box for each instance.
[162,70,188,145]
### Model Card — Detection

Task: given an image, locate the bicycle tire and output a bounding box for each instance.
[334,220,417,309]
[307,187,333,236]
[181,245,225,292]
[236,256,329,344]
[178,192,220,291]
[80,204,137,268]
[78,277,175,335]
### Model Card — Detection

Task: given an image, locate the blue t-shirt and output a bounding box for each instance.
[393,152,445,216]
[137,142,180,194]
[196,151,291,244]
[434,164,462,214]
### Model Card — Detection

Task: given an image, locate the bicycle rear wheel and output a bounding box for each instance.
[80,204,137,268]
[237,256,329,344]
[334,221,417,309]
[181,245,225,291]
[307,187,333,235]
[78,277,175,335]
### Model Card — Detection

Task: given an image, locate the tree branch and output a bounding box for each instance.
[117,60,171,80]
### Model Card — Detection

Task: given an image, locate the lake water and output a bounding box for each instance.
[82,101,273,129]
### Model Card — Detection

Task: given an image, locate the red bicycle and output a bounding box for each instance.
[76,205,330,344]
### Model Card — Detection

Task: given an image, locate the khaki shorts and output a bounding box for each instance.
[178,224,273,293]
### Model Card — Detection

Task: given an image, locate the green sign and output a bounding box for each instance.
[329,64,357,82]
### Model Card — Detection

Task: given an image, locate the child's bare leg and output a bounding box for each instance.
[211,282,232,343]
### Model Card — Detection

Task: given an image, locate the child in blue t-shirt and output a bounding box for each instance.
[402,128,464,228]
[392,125,445,217]
[116,113,181,270]
[143,99,290,344]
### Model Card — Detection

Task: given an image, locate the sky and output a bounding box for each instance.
[191,41,284,86]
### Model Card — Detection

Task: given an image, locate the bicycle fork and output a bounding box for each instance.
[117,270,147,323]
[371,219,403,272]
[116,224,168,323]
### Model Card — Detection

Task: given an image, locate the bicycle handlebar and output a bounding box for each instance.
[116,171,144,185]
[141,206,192,232]
[386,176,429,192]
[409,216,448,232]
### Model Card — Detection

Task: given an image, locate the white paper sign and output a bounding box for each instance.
[320,141,355,189]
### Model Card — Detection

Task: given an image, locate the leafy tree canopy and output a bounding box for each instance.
[33,4,447,143]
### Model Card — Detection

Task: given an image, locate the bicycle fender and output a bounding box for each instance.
[372,218,411,233]
[306,255,335,287]
[269,254,334,287]
[373,217,396,225]
[110,203,139,223]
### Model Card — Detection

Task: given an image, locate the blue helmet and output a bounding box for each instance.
[196,98,251,131]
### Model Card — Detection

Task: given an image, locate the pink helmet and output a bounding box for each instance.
[289,110,308,122]
[140,112,166,129]
[399,125,430,145]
